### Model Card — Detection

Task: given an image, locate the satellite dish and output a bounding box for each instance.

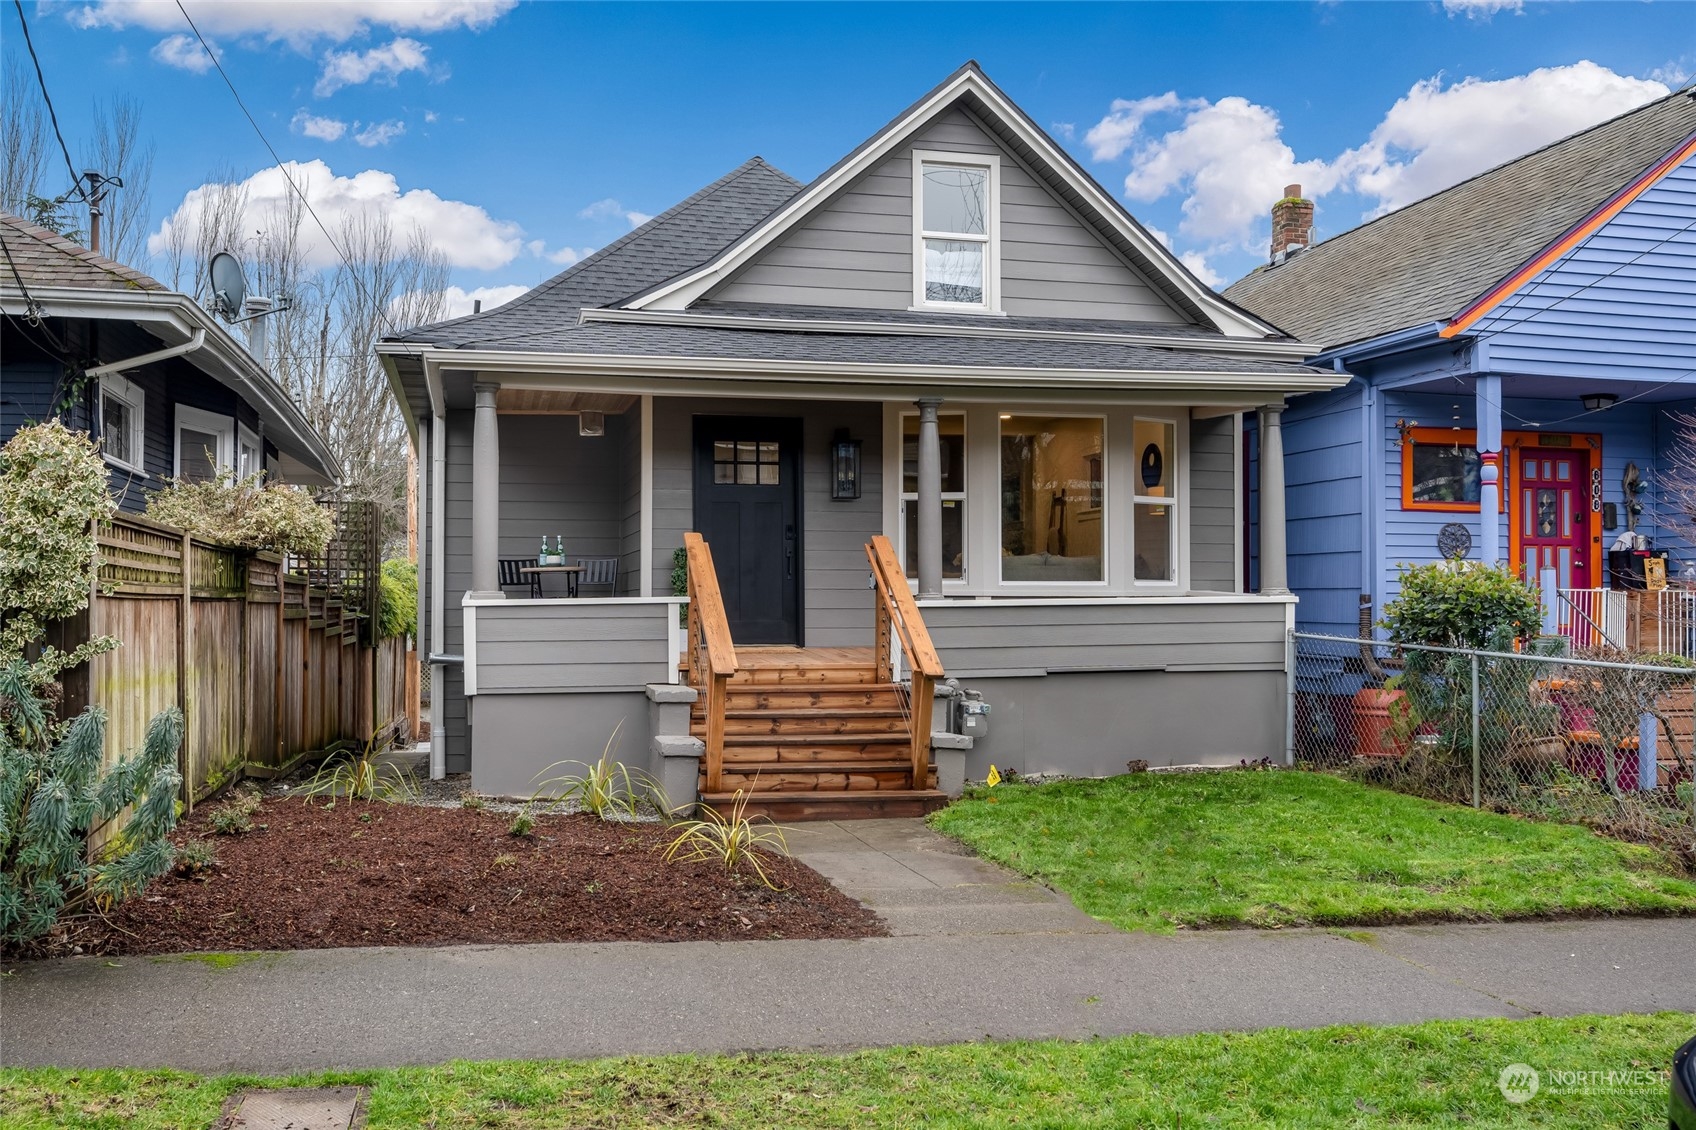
[208,252,247,322]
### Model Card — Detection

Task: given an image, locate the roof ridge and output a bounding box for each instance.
[402,157,800,337]
[1296,85,1693,258]
[0,209,167,291]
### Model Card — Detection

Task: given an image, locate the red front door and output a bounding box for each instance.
[1517,448,1593,590]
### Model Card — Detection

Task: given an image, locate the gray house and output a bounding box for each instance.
[379,63,1345,818]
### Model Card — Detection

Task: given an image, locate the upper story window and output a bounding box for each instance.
[913,151,999,312]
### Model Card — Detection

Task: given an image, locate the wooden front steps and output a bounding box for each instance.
[691,647,948,821]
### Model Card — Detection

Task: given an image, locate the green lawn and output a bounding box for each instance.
[927,770,1696,932]
[2,1013,1688,1129]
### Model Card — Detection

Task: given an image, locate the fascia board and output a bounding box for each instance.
[577,307,1320,360]
[623,71,1283,341]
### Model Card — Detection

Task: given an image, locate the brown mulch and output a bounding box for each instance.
[42,798,887,958]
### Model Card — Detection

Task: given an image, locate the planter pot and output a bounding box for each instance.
[1506,735,1567,774]
[1351,687,1408,758]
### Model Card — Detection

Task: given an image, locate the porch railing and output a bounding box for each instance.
[866,535,944,790]
[1553,587,1696,659]
[1555,587,1627,650]
[684,532,737,792]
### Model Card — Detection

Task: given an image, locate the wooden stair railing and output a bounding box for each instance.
[684,532,738,793]
[866,535,945,790]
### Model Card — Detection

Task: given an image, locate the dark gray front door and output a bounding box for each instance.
[692,417,802,645]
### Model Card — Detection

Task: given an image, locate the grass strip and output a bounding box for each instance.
[2,1013,1688,1128]
[928,770,1696,932]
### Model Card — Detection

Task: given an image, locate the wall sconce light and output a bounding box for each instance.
[578,410,605,437]
[1581,393,1618,413]
[830,428,862,500]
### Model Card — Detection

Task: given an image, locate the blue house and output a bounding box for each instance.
[1226,85,1696,641]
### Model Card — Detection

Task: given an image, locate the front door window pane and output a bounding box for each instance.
[714,437,780,487]
[1000,415,1104,583]
[179,428,219,483]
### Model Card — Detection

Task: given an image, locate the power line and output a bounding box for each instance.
[11,0,87,203]
[170,0,398,338]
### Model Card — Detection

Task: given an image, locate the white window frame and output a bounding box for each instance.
[173,404,235,481]
[238,424,263,481]
[997,412,1110,588]
[911,149,1001,314]
[897,409,969,586]
[1131,415,1182,590]
[97,373,145,473]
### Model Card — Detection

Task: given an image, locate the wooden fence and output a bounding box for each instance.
[73,513,410,807]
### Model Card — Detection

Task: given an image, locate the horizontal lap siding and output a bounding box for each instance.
[1477,153,1696,384]
[475,604,673,691]
[443,410,473,770]
[1189,415,1237,592]
[620,400,643,595]
[495,414,623,571]
[1283,383,1364,636]
[923,600,1288,676]
[712,108,1186,323]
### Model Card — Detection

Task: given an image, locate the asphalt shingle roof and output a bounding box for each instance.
[396,158,802,347]
[1223,88,1696,349]
[0,211,167,293]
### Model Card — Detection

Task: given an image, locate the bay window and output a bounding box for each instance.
[913,152,998,311]
[999,414,1104,583]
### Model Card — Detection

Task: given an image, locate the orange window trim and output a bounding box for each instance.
[1399,427,1503,513]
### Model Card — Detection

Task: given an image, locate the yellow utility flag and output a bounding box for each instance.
[986,765,1001,787]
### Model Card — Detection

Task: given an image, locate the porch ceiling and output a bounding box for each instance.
[1400,370,1696,408]
[495,388,639,415]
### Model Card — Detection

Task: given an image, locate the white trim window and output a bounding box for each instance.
[912,150,1000,312]
[898,410,967,582]
[1132,417,1179,585]
[174,404,235,484]
[999,413,1107,585]
[238,424,263,481]
[97,374,145,473]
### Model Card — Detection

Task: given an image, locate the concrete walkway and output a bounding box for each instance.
[3,820,1692,1072]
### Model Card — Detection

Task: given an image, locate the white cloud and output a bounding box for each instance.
[1336,62,1670,214]
[150,31,215,72]
[578,198,651,230]
[1442,0,1523,18]
[353,120,407,148]
[1051,122,1076,142]
[1086,62,1670,258]
[316,38,430,97]
[150,161,526,271]
[546,245,593,265]
[1179,251,1225,289]
[438,284,528,319]
[424,110,440,124]
[1647,59,1692,87]
[72,1,517,48]
[291,110,348,142]
[1084,92,1192,162]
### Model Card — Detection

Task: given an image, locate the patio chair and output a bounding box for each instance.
[498,558,541,598]
[575,557,618,595]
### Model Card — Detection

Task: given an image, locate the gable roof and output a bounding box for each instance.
[0,211,167,293]
[397,158,802,348]
[626,62,1284,340]
[1223,86,1696,350]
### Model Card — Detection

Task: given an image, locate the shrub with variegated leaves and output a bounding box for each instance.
[145,468,334,555]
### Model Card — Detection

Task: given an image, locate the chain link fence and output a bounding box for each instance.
[1292,632,1696,864]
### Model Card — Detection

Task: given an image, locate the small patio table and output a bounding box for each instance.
[519,564,584,598]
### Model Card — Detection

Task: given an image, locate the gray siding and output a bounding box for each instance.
[618,400,643,596]
[495,414,624,570]
[442,409,473,772]
[650,396,884,647]
[1189,415,1238,592]
[923,598,1288,678]
[469,691,651,799]
[474,601,676,692]
[711,107,1187,323]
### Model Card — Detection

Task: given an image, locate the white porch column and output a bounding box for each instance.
[1476,373,1503,566]
[915,397,944,600]
[470,381,505,599]
[1258,403,1289,595]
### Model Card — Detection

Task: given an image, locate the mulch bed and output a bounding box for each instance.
[31,798,886,958]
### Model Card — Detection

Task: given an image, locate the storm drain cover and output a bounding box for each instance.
[216,1086,367,1130]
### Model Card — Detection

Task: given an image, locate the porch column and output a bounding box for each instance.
[1258,403,1289,595]
[470,382,504,599]
[1476,373,1503,565]
[915,396,944,600]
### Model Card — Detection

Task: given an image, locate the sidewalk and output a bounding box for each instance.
[3,820,1691,1073]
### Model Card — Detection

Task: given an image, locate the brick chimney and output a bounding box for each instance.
[1270,183,1314,261]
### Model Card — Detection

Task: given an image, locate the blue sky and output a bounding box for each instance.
[12,1,1694,315]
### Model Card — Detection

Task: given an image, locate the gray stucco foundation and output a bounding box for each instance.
[468,691,652,799]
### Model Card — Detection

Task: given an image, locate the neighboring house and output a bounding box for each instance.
[379,62,1346,816]
[0,211,339,503]
[1225,86,1696,643]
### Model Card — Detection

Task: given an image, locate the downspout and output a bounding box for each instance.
[84,328,206,377]
[427,362,448,780]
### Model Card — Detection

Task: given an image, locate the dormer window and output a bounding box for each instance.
[913,151,999,312]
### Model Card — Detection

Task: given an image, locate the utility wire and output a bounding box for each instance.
[11,0,86,203]
[171,0,398,337]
